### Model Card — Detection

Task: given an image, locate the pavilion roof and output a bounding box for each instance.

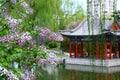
[60,18,120,37]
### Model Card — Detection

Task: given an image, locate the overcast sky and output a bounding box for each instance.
[71,0,120,13]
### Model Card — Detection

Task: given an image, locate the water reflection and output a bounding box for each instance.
[69,71,114,80]
[40,64,120,80]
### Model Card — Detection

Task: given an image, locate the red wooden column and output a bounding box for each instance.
[110,73,112,80]
[105,74,108,80]
[75,71,78,80]
[96,41,100,59]
[70,70,72,80]
[97,73,100,80]
[75,40,78,58]
[104,41,107,60]
[69,41,72,58]
[109,41,113,59]
[80,42,83,57]
[74,41,76,58]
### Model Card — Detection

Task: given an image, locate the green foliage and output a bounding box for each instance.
[0,17,10,36]
[60,0,86,30]
[0,72,8,80]
[10,4,25,19]
[36,51,47,58]
[36,73,43,80]
[0,0,86,79]
[24,0,85,31]
[0,41,47,71]
[47,42,59,49]
[25,47,47,59]
[24,0,63,31]
[56,53,68,58]
[113,11,120,22]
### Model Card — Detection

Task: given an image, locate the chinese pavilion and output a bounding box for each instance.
[60,18,120,60]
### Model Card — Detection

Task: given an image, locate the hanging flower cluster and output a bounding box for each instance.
[0,32,32,46]
[21,72,36,80]
[6,16,22,27]
[0,66,19,80]
[5,16,22,33]
[20,1,33,14]
[39,28,63,42]
[37,58,58,66]
[10,0,17,4]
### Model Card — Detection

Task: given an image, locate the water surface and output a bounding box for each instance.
[40,64,120,80]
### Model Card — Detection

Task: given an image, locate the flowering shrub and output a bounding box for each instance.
[0,17,10,36]
[39,27,63,43]
[0,0,60,80]
[5,16,22,33]
[0,66,19,80]
[38,59,58,66]
[0,32,32,46]
[21,72,36,80]
[20,1,33,14]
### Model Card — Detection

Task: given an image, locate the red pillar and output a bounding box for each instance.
[80,42,83,57]
[70,70,72,80]
[69,41,72,58]
[96,42,100,59]
[104,41,107,60]
[75,40,78,58]
[74,41,76,58]
[105,74,108,80]
[97,73,100,80]
[75,71,78,80]
[110,73,112,80]
[110,41,112,59]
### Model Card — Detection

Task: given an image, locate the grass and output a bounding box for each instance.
[56,53,68,58]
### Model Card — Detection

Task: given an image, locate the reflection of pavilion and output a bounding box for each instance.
[60,18,120,67]
[67,65,118,80]
[65,64,120,73]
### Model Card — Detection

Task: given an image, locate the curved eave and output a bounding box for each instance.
[60,31,103,37]
[111,30,120,36]
[60,30,120,37]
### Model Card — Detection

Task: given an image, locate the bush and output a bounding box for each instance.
[48,42,59,49]
[34,51,47,59]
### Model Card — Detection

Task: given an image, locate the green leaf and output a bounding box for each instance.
[14,48,23,53]
[0,51,7,56]
[30,31,37,35]
[10,53,21,61]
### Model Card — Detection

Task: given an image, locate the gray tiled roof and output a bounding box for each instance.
[60,18,116,36]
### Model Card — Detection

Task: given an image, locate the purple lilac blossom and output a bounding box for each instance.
[39,27,63,42]
[0,32,32,46]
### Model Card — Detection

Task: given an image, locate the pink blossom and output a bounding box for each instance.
[0,32,32,46]
[38,58,58,66]
[39,27,63,42]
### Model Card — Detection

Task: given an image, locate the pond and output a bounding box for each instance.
[40,64,120,80]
